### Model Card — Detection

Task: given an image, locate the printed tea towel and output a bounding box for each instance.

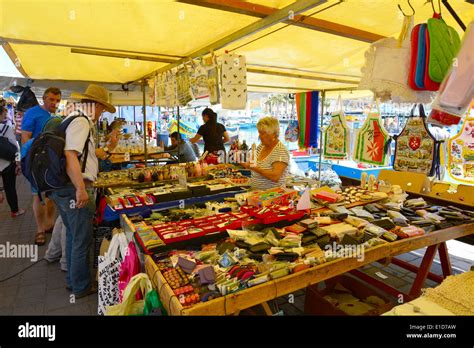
[220,53,247,110]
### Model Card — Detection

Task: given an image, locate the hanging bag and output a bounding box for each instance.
[98,232,129,315]
[393,104,440,177]
[323,96,350,160]
[353,102,391,166]
[118,241,141,302]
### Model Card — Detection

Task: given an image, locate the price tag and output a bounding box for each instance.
[124,152,130,162]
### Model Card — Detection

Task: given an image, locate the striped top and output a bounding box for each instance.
[250,141,290,190]
[14,112,23,135]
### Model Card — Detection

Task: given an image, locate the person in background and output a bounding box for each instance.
[242,116,290,190]
[21,87,62,245]
[49,84,116,298]
[0,105,25,217]
[190,108,230,155]
[163,132,197,163]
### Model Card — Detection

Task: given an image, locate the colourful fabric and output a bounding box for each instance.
[354,111,390,166]
[296,91,319,148]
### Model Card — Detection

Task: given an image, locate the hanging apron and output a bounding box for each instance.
[353,105,390,166]
[323,96,350,160]
[447,108,474,183]
[393,104,440,177]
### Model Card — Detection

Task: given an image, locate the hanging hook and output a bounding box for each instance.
[398,0,415,16]
[428,0,441,15]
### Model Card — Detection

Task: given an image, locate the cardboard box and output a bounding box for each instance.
[304,275,393,316]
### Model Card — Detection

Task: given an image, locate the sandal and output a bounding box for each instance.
[35,231,46,246]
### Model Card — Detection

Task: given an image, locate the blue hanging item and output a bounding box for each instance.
[415,24,427,89]
[284,119,299,142]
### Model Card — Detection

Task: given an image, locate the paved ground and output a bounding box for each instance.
[0,177,472,315]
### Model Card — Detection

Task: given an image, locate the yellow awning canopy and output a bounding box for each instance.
[0,0,472,93]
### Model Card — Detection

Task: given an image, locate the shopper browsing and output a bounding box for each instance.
[242,116,290,190]
[21,87,61,245]
[164,132,197,163]
[0,105,25,217]
[49,84,116,299]
[190,108,230,155]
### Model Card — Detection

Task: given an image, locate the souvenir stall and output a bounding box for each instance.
[1,0,473,319]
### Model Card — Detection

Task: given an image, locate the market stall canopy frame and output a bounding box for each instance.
[0,0,472,93]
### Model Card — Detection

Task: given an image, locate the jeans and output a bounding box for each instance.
[50,185,95,294]
[1,162,18,213]
[45,215,67,271]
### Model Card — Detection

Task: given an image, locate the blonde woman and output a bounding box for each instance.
[242,116,289,190]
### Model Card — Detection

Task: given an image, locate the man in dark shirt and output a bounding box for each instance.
[165,132,197,163]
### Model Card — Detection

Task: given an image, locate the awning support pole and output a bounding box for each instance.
[318,90,326,186]
[442,0,466,31]
[142,80,148,166]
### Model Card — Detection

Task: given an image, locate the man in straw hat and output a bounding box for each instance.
[49,84,116,298]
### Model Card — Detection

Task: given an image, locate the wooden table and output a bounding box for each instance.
[144,222,474,315]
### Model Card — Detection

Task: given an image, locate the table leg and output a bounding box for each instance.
[261,302,274,316]
[409,244,439,298]
[437,242,452,278]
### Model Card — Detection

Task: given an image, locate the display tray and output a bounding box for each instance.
[144,221,474,315]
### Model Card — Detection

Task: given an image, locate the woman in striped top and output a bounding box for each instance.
[243,116,289,190]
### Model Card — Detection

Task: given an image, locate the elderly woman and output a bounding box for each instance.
[242,116,290,190]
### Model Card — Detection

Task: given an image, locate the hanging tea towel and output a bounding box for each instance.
[176,66,193,106]
[220,53,247,110]
[189,59,210,99]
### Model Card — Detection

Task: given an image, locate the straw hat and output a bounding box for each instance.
[70,84,116,113]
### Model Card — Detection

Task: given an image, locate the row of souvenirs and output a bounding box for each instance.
[148,53,247,110]
[323,101,474,183]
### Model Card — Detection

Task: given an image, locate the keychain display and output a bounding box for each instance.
[393,104,440,176]
[447,107,474,183]
[353,104,390,166]
[323,97,350,160]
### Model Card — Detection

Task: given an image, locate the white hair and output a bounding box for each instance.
[256,116,280,136]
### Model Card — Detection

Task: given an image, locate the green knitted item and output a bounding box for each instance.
[427,17,461,83]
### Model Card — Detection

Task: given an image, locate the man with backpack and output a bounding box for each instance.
[21,87,62,245]
[48,84,116,298]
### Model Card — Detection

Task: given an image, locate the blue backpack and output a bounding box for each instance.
[22,114,90,198]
